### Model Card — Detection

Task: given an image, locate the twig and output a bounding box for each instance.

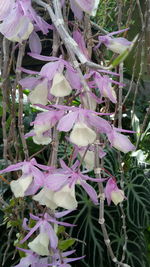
[94,140,130,267]
[16,44,29,160]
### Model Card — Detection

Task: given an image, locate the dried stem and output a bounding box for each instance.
[94,141,130,267]
[16,44,29,160]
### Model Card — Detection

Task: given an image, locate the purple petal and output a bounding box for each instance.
[19,77,39,90]
[88,114,112,133]
[70,0,83,20]
[81,181,98,204]
[29,31,42,54]
[55,210,75,218]
[40,61,60,80]
[28,53,59,62]
[20,221,41,244]
[46,223,58,249]
[45,173,68,191]
[57,112,78,132]
[0,162,23,174]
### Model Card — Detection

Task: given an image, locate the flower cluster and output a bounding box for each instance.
[0,0,136,266]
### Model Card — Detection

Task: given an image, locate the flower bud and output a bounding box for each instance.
[111,190,124,205]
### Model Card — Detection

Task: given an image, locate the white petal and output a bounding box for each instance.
[29,79,48,105]
[53,185,78,209]
[51,72,72,97]
[33,123,51,145]
[70,122,96,146]
[33,188,57,209]
[10,175,33,197]
[28,232,49,256]
[79,150,95,170]
[111,190,124,205]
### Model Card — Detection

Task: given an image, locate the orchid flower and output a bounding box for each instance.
[0,158,51,197]
[95,28,132,54]
[107,127,135,153]
[33,170,78,210]
[13,249,44,267]
[49,104,112,146]
[26,109,64,145]
[46,159,105,205]
[70,0,100,17]
[0,0,51,43]
[19,54,80,104]
[105,178,125,205]
[20,211,75,254]
[85,71,125,104]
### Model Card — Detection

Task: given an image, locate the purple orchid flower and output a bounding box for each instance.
[19,54,81,104]
[105,178,125,206]
[46,159,105,205]
[107,127,135,153]
[26,109,64,145]
[20,211,75,254]
[95,28,132,54]
[0,158,51,197]
[53,104,112,146]
[0,0,51,43]
[85,71,125,104]
[70,0,100,17]
[13,249,43,267]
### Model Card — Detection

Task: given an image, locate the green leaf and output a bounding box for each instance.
[58,238,76,251]
[125,167,150,229]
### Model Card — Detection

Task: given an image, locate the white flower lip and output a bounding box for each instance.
[70,121,97,146]
[50,72,72,97]
[10,174,33,198]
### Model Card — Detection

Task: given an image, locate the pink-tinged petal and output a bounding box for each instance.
[0,0,14,20]
[40,62,60,80]
[59,159,71,171]
[74,0,100,16]
[25,130,36,139]
[22,218,31,231]
[19,67,39,75]
[70,0,83,20]
[20,221,41,244]
[28,53,59,62]
[33,162,52,171]
[31,166,45,187]
[107,130,135,153]
[88,115,112,133]
[29,6,52,34]
[45,222,58,249]
[107,28,129,37]
[81,181,98,204]
[55,210,75,218]
[57,112,78,132]
[65,68,81,91]
[0,162,23,174]
[64,255,85,263]
[29,31,42,54]
[45,173,68,191]
[73,30,89,59]
[19,77,39,90]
